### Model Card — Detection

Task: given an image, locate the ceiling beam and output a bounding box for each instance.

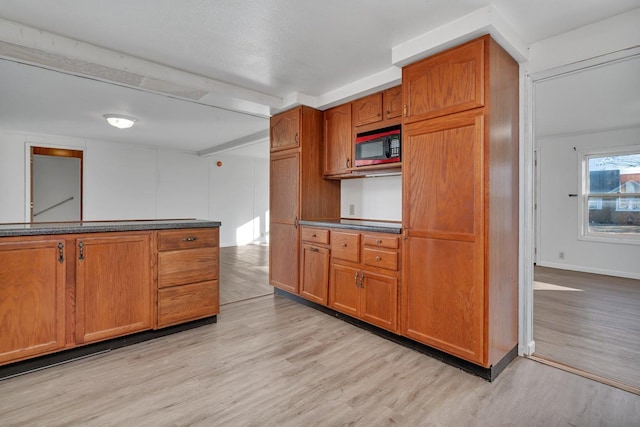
[0,18,282,118]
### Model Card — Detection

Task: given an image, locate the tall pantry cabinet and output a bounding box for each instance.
[401,36,519,369]
[269,106,340,293]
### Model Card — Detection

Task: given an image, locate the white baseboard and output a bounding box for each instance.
[537,261,640,280]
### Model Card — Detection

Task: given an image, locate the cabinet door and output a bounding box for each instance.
[300,244,329,305]
[323,103,352,175]
[329,263,359,317]
[384,86,402,120]
[76,233,153,344]
[360,271,397,332]
[270,150,300,292]
[353,93,382,127]
[403,37,485,124]
[402,112,485,365]
[0,239,66,364]
[270,107,300,152]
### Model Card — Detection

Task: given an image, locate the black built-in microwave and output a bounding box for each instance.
[354,125,401,167]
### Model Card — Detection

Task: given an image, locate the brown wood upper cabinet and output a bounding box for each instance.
[352,92,383,127]
[323,103,352,176]
[402,37,485,123]
[352,86,402,128]
[383,86,402,120]
[270,107,300,152]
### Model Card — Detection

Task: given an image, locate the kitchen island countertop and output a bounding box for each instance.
[0,219,221,237]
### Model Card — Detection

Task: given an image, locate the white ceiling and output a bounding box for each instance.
[0,0,639,153]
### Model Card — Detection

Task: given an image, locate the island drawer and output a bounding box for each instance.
[157,280,219,327]
[158,247,218,288]
[158,228,218,251]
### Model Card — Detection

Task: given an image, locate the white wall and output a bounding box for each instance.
[0,129,211,222]
[340,175,402,221]
[537,128,640,279]
[209,148,269,247]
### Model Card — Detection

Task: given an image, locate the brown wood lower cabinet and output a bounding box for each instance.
[0,224,220,368]
[0,237,66,365]
[156,228,219,328]
[75,233,153,344]
[298,226,400,334]
[331,261,399,332]
[330,261,401,332]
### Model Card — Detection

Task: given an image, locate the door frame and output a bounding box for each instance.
[520,45,640,357]
[26,143,85,222]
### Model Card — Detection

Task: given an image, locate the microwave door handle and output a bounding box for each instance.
[384,137,391,158]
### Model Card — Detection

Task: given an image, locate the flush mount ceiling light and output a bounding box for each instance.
[103,114,136,129]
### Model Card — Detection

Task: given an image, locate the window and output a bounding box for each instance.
[584,150,640,241]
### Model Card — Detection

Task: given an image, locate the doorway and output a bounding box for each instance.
[531,51,640,393]
[30,146,83,222]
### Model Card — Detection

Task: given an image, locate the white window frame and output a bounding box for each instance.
[579,145,640,245]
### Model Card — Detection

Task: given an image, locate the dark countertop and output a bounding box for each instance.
[299,219,402,234]
[0,219,221,237]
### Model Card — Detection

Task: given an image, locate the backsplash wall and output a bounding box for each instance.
[340,175,402,221]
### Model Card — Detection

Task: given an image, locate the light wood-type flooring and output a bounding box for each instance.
[1,297,639,425]
[534,266,640,391]
[2,250,640,425]
[219,244,272,305]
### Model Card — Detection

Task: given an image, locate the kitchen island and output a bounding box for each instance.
[0,219,220,379]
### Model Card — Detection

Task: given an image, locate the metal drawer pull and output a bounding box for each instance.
[376,239,382,245]
[309,247,319,252]
[375,256,382,261]
[182,237,198,242]
[312,233,317,237]
[342,243,347,248]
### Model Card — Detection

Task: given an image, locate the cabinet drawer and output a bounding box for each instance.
[157,280,219,327]
[158,247,218,288]
[331,231,360,262]
[363,234,399,249]
[363,248,398,271]
[158,228,218,251]
[301,227,329,245]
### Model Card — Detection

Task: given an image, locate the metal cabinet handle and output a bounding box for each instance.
[78,242,84,260]
[309,247,319,252]
[58,242,64,263]
[354,272,359,287]
[295,133,299,145]
[345,158,350,168]
[359,273,365,288]
[182,236,198,242]
[294,216,299,229]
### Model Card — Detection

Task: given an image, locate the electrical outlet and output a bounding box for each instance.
[559,251,565,260]
[349,204,355,215]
